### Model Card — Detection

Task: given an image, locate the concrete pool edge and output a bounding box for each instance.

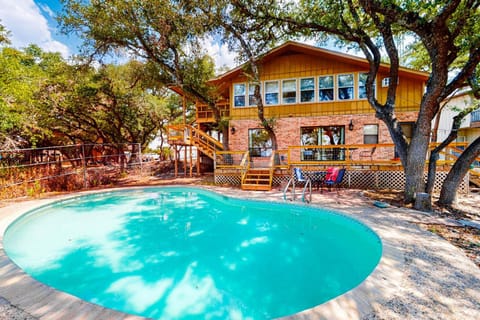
[0,186,479,319]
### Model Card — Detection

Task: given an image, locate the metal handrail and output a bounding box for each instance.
[301,179,312,203]
[283,172,312,203]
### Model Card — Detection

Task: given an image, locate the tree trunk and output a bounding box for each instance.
[426,152,439,195]
[222,126,229,151]
[438,137,480,205]
[426,106,473,194]
[404,118,431,204]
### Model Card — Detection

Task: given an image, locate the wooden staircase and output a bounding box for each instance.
[168,124,275,190]
[241,168,273,191]
[168,124,223,160]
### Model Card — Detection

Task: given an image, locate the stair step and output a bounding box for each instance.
[244,178,270,181]
[245,175,270,179]
[241,184,272,191]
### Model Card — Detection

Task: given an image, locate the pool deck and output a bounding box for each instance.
[0,185,479,320]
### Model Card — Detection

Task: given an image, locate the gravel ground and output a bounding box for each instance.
[0,298,36,320]
[1,178,479,320]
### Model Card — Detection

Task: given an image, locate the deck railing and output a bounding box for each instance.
[471,109,480,123]
[215,150,247,169]
[239,150,250,185]
[216,142,471,170]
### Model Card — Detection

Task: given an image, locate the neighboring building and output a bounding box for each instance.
[435,90,480,145]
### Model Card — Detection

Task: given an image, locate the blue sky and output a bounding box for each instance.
[0,0,80,58]
[0,0,237,67]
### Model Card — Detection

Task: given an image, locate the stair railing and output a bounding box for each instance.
[186,125,224,159]
[240,150,250,185]
[268,152,276,187]
[283,172,312,203]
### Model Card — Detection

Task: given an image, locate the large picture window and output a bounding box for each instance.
[300,77,315,102]
[318,75,334,101]
[300,126,345,161]
[282,79,297,104]
[233,83,246,107]
[337,74,354,100]
[265,81,279,105]
[358,73,376,99]
[248,129,272,157]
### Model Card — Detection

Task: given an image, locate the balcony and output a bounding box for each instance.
[196,99,230,123]
[471,110,480,123]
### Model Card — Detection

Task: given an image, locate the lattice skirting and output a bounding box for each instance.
[214,174,241,186]
[215,170,469,193]
[341,170,468,193]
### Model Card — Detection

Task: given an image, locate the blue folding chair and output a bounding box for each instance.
[322,168,346,193]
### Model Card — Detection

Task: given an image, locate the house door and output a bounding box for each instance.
[248,129,272,157]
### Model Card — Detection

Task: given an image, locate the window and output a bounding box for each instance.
[359,73,376,99]
[248,83,260,106]
[249,129,272,157]
[363,124,378,144]
[337,74,354,100]
[300,77,315,102]
[318,75,334,101]
[400,122,414,141]
[233,83,246,107]
[265,81,279,105]
[394,122,414,158]
[282,79,297,104]
[300,126,345,161]
[381,77,390,87]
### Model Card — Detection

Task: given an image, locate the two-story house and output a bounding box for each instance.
[169,41,471,192]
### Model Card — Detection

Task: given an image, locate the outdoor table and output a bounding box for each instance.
[305,171,326,190]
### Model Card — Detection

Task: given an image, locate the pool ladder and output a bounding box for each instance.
[283,176,312,203]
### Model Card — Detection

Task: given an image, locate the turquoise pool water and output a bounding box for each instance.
[4,187,382,319]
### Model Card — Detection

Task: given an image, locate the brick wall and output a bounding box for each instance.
[229,111,418,151]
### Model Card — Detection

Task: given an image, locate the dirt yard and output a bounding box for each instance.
[364,189,480,268]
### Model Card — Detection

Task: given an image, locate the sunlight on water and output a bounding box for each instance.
[4,187,381,319]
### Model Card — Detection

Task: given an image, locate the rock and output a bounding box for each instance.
[414,192,432,212]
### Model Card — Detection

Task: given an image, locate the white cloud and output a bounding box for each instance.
[0,0,70,58]
[201,36,237,72]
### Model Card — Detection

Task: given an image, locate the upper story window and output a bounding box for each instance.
[249,83,261,106]
[318,75,334,101]
[300,77,315,102]
[359,73,376,99]
[265,81,279,105]
[233,83,246,107]
[233,72,379,107]
[282,79,297,104]
[337,74,354,100]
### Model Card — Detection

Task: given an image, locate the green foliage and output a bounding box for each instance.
[0,38,183,151]
[59,0,217,105]
[0,45,61,148]
[0,21,10,45]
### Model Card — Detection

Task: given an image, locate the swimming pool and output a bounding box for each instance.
[4,187,382,319]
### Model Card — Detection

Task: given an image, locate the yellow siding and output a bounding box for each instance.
[198,52,426,122]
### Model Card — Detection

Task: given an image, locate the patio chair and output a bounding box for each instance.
[294,167,309,184]
[321,168,346,193]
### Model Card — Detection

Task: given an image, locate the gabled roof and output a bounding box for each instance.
[210,41,430,84]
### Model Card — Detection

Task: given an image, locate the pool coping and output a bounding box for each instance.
[1,185,479,319]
